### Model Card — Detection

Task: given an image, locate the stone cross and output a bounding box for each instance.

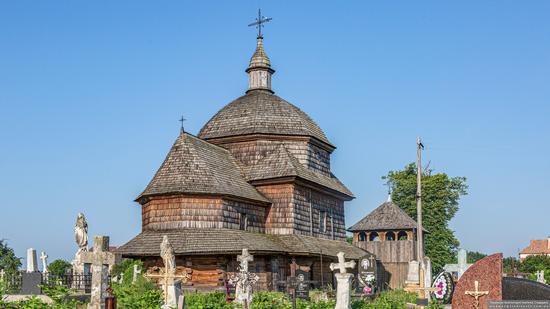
[329,252,356,274]
[465,280,489,309]
[237,249,254,273]
[536,270,546,284]
[230,248,259,309]
[26,248,38,272]
[145,267,190,307]
[443,248,472,279]
[133,264,142,283]
[405,267,441,309]
[40,252,48,274]
[79,236,116,309]
[329,252,356,309]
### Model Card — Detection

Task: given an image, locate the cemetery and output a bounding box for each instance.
[1,4,550,309]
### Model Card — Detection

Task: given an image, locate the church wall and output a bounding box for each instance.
[221,198,268,233]
[293,185,346,240]
[255,184,295,235]
[214,139,331,177]
[139,254,342,292]
[141,195,265,231]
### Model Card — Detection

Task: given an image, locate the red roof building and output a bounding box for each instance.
[519,237,550,261]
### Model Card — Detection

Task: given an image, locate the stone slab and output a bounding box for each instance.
[21,272,42,295]
[452,253,503,309]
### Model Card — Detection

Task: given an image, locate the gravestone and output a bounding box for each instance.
[40,252,48,274]
[502,277,550,300]
[329,252,356,309]
[536,270,546,284]
[279,258,315,308]
[451,253,503,309]
[229,249,259,308]
[145,236,190,309]
[26,248,38,272]
[357,253,377,295]
[80,236,116,309]
[443,248,472,279]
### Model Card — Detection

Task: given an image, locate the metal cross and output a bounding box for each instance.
[465,280,489,309]
[248,9,272,38]
[179,116,186,133]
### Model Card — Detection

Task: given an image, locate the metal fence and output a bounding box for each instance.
[0,272,94,295]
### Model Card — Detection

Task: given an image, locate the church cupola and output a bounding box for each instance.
[246,36,275,93]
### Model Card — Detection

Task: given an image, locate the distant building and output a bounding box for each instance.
[349,195,425,288]
[519,237,550,261]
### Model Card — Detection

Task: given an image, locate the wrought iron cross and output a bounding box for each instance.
[248,9,272,37]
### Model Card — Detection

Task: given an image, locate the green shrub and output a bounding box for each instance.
[111,259,163,309]
[185,292,231,309]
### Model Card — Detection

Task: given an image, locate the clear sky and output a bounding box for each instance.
[1,1,549,265]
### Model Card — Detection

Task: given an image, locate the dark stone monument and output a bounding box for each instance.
[21,272,42,295]
[357,253,377,295]
[502,277,550,300]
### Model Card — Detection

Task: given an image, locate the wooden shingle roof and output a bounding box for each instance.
[241,144,354,199]
[198,91,333,148]
[137,132,269,204]
[117,228,367,259]
[348,199,422,232]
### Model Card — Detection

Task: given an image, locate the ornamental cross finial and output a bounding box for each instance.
[248,9,272,38]
[465,280,489,309]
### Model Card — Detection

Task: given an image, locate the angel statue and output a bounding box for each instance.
[160,235,176,274]
[74,213,88,252]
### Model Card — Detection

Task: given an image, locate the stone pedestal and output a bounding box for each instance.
[334,273,353,309]
[163,279,181,308]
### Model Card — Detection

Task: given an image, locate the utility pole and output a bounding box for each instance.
[416,137,424,261]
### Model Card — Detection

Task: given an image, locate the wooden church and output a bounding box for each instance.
[117,31,367,291]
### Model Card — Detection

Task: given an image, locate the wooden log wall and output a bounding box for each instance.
[293,185,346,240]
[218,139,332,179]
[256,184,295,235]
[354,240,416,289]
[141,195,266,231]
[140,254,347,292]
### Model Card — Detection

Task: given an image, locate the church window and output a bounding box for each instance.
[239,213,248,231]
[369,232,380,241]
[385,231,396,241]
[398,231,408,240]
[358,232,367,242]
[319,211,327,233]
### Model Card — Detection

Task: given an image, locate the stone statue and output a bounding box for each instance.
[74,213,88,253]
[160,235,176,274]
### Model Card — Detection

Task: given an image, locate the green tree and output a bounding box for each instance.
[0,240,21,274]
[502,256,519,274]
[467,251,487,264]
[48,259,72,277]
[383,163,468,273]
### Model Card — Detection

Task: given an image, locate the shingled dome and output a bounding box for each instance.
[198,90,333,147]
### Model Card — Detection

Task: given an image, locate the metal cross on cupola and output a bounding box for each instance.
[248,9,272,38]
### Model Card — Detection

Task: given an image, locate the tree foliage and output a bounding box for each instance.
[48,259,72,277]
[111,259,163,308]
[383,163,468,273]
[0,240,21,274]
[467,251,487,264]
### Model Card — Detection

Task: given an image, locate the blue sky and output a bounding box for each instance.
[0,1,549,264]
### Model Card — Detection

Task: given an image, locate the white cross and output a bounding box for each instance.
[443,249,472,278]
[329,252,356,274]
[40,252,48,273]
[237,249,254,272]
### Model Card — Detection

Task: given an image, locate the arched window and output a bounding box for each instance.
[398,231,408,240]
[385,231,396,241]
[369,232,380,241]
[358,232,367,242]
